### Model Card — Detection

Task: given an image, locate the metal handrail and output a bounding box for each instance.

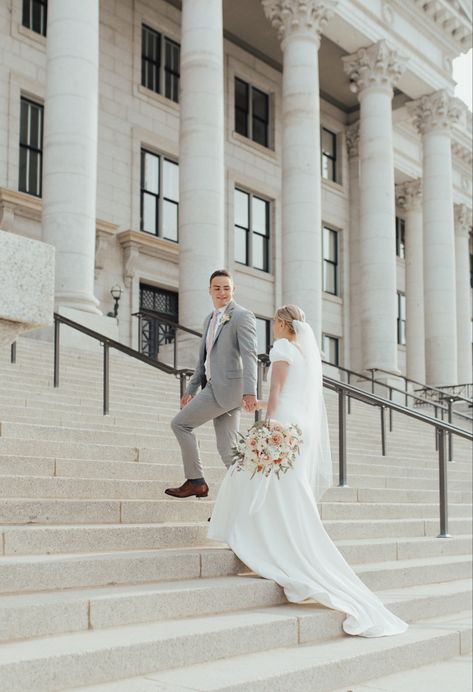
[370,366,473,407]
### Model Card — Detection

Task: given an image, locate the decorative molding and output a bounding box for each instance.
[411,0,472,52]
[406,90,462,135]
[451,140,473,167]
[346,122,360,159]
[395,179,422,212]
[261,0,338,46]
[0,188,41,230]
[95,219,119,279]
[117,230,179,288]
[454,203,472,237]
[342,40,408,95]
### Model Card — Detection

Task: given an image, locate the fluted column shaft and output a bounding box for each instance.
[408,91,460,386]
[263,0,337,340]
[179,0,225,327]
[396,180,425,382]
[343,41,407,374]
[42,0,100,313]
[454,204,472,384]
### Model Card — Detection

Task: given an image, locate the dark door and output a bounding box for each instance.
[139,284,178,359]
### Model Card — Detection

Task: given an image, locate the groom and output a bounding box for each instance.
[165,269,258,498]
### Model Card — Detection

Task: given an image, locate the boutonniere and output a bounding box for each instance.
[221,314,231,325]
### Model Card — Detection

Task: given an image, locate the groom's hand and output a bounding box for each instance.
[180,394,193,409]
[242,394,257,412]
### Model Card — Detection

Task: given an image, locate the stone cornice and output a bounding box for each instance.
[261,0,338,47]
[342,40,408,96]
[346,122,360,159]
[395,179,422,212]
[411,0,472,53]
[117,230,179,288]
[407,90,462,135]
[454,203,472,237]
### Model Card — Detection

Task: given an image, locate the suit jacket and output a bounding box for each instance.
[186,300,258,410]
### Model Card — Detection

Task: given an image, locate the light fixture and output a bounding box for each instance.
[108,284,123,318]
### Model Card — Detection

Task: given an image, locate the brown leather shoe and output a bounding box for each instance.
[165,479,209,499]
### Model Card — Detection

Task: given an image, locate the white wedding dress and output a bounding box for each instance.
[208,331,408,638]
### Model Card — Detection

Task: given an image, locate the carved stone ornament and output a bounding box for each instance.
[346,122,360,159]
[123,245,140,289]
[407,90,462,135]
[395,179,422,212]
[454,203,472,237]
[262,0,338,45]
[342,40,408,95]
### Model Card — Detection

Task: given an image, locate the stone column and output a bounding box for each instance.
[178,0,225,328]
[396,179,425,383]
[407,91,461,386]
[343,41,407,375]
[262,0,337,340]
[454,204,472,384]
[42,0,100,314]
[346,122,362,373]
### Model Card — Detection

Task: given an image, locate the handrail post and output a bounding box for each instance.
[380,406,386,456]
[338,388,348,487]
[10,341,16,364]
[138,314,143,353]
[370,369,375,394]
[173,326,178,370]
[404,376,408,407]
[54,318,60,388]
[437,428,450,538]
[389,387,393,432]
[447,398,454,462]
[255,358,264,423]
[347,372,351,415]
[103,342,110,416]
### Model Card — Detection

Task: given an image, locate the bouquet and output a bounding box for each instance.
[232,419,303,479]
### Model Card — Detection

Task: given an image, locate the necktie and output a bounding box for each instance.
[206,311,218,380]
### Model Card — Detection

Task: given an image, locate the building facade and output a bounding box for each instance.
[0,0,472,386]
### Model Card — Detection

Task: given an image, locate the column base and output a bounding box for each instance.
[54,292,102,316]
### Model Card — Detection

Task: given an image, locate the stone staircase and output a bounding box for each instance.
[0,337,471,692]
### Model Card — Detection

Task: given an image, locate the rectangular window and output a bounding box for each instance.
[142,25,180,103]
[234,188,270,272]
[397,291,406,345]
[140,149,179,242]
[256,317,271,355]
[323,334,339,366]
[396,217,406,258]
[323,226,339,295]
[19,97,43,197]
[234,78,269,148]
[22,0,47,36]
[321,127,337,183]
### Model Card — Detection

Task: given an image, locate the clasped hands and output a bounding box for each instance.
[241,395,266,413]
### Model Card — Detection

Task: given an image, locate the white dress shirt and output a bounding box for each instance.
[204,307,226,381]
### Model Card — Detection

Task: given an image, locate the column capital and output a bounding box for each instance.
[407,90,462,135]
[262,0,338,47]
[454,203,472,237]
[395,179,422,212]
[342,40,407,96]
[346,122,360,159]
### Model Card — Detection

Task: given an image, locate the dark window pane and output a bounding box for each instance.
[321,128,335,157]
[323,334,339,366]
[165,39,180,73]
[322,155,335,182]
[142,151,159,194]
[18,146,28,193]
[29,105,41,149]
[163,200,178,241]
[234,189,249,229]
[142,192,157,234]
[235,78,249,111]
[163,159,179,202]
[235,108,248,137]
[252,234,267,271]
[165,72,179,102]
[19,97,43,197]
[20,100,29,145]
[252,197,268,236]
[142,25,161,93]
[234,226,248,265]
[252,88,268,121]
[323,227,337,262]
[252,117,268,147]
[323,262,337,294]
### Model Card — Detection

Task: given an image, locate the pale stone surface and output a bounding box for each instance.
[347,122,362,373]
[396,179,425,383]
[343,41,407,374]
[0,229,54,345]
[453,204,472,385]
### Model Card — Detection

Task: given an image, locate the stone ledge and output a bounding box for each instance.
[117,230,179,287]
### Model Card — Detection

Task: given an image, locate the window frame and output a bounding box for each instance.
[22,0,47,37]
[19,96,44,198]
[234,187,271,273]
[322,225,339,296]
[255,316,271,355]
[322,333,340,367]
[321,127,337,183]
[140,148,179,243]
[396,216,406,259]
[234,77,270,149]
[141,24,180,104]
[397,291,406,346]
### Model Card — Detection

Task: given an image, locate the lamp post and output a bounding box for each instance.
[107,284,123,318]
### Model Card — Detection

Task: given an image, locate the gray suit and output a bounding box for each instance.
[171,300,257,479]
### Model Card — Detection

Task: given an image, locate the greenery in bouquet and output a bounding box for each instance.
[232,419,303,479]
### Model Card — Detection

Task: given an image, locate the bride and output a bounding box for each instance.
[208,304,408,638]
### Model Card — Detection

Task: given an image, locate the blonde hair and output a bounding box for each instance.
[274,304,305,334]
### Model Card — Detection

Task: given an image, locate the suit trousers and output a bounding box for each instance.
[171,383,241,480]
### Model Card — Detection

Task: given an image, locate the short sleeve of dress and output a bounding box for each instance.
[269,338,294,365]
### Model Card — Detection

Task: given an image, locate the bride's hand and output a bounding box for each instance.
[254,400,267,410]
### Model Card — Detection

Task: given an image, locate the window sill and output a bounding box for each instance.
[230,131,278,162]
[321,178,346,196]
[323,292,342,305]
[135,84,180,115]
[14,23,47,49]
[234,263,275,283]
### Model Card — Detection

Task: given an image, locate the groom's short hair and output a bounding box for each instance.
[209,269,233,285]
